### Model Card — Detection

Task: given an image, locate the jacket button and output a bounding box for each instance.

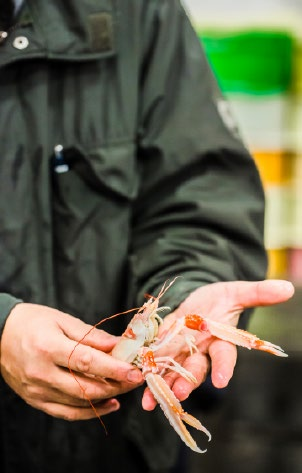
[13,36,29,50]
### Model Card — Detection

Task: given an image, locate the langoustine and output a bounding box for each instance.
[111,278,287,453]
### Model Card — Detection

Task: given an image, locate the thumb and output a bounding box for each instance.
[231,279,294,309]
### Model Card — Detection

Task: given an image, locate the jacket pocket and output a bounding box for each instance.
[51,141,136,318]
[52,141,138,201]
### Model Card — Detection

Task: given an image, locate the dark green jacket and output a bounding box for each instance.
[0,1,267,472]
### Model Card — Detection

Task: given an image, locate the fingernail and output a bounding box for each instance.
[127,369,143,383]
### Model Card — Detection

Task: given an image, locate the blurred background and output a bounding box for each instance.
[180,1,302,472]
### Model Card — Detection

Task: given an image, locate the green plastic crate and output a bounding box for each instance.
[199,30,293,95]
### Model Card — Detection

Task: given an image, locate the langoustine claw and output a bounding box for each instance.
[145,372,211,453]
[184,314,287,357]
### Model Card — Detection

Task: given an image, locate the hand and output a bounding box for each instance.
[0,303,143,420]
[142,279,294,410]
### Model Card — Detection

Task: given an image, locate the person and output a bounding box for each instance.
[0,1,294,472]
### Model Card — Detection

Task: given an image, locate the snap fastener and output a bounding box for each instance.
[13,36,29,50]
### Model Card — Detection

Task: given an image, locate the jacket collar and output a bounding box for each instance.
[0,0,116,68]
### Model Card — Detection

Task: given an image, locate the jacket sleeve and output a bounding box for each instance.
[130,0,268,309]
[0,294,23,338]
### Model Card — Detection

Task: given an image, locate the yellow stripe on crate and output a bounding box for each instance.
[267,248,288,279]
[252,151,293,185]
[264,185,292,250]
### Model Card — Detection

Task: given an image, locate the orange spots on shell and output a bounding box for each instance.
[143,350,157,368]
[124,327,136,339]
[185,314,207,332]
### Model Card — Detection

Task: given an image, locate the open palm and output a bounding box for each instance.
[142,279,294,410]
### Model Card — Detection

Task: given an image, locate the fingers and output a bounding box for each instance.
[231,279,294,309]
[141,352,209,411]
[170,340,237,396]
[56,336,143,384]
[47,366,142,404]
[58,314,119,352]
[37,398,121,421]
[15,362,140,417]
[1,303,143,419]
[142,338,237,411]
[141,387,156,411]
[208,339,237,388]
[170,352,209,401]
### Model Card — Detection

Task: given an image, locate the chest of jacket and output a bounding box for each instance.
[0,0,143,316]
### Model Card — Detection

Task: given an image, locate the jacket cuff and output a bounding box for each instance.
[0,293,23,338]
